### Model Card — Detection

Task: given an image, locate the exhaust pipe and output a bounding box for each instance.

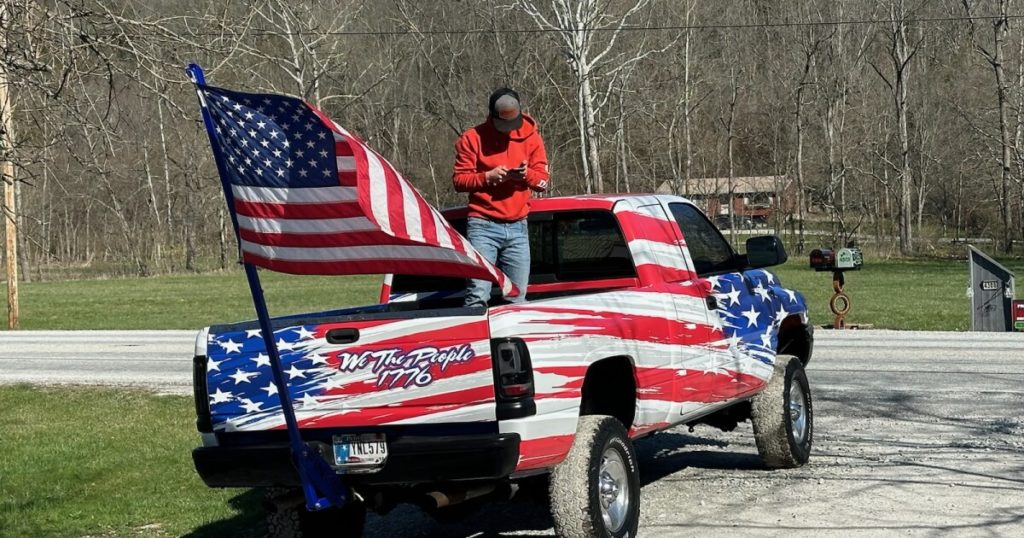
[422,482,516,511]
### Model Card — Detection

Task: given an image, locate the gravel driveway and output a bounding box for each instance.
[2,329,1022,536]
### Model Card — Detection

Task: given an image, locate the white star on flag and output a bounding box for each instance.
[762,270,776,284]
[250,353,271,368]
[245,329,263,339]
[261,382,279,397]
[299,392,320,408]
[308,353,330,366]
[229,368,258,384]
[753,283,772,302]
[210,388,233,404]
[741,306,761,327]
[295,327,316,340]
[207,357,225,373]
[705,275,721,289]
[775,304,789,323]
[785,289,798,303]
[240,398,263,413]
[760,331,773,349]
[287,364,307,379]
[276,339,296,352]
[219,339,243,354]
[719,286,742,306]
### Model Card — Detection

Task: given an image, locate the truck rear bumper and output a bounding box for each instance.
[193,432,521,488]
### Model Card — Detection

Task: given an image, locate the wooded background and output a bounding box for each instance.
[1,0,1022,280]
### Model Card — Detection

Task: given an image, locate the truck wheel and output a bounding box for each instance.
[265,488,366,538]
[549,415,640,538]
[751,354,813,468]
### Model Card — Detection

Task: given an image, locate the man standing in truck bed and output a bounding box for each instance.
[453,88,550,307]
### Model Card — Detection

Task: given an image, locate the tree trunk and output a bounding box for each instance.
[581,73,603,193]
[576,81,592,193]
[894,3,914,255]
[993,0,1013,253]
[682,1,696,196]
[617,91,630,193]
[157,97,173,256]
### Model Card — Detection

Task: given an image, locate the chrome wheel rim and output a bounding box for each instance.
[598,447,630,533]
[789,381,808,443]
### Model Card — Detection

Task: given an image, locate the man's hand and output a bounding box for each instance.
[507,160,528,181]
[485,165,510,186]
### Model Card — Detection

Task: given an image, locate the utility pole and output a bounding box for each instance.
[1,0,20,329]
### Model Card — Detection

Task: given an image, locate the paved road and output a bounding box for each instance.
[0,330,197,392]
[2,330,1024,536]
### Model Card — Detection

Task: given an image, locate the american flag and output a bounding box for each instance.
[196,84,514,295]
[707,268,806,367]
[205,324,322,423]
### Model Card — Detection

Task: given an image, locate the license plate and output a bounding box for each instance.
[332,433,387,470]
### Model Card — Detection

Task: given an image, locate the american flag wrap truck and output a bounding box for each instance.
[190,194,815,537]
[186,65,814,537]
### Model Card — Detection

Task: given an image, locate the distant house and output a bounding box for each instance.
[655,175,795,223]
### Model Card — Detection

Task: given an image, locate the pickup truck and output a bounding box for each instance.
[191,194,814,538]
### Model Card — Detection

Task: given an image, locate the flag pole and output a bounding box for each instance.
[185,63,348,511]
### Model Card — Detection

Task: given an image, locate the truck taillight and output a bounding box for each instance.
[491,338,536,419]
[193,355,213,433]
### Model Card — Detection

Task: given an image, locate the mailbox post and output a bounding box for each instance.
[810,247,863,328]
[1014,300,1024,332]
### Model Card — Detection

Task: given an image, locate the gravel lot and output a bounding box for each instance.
[2,329,1023,536]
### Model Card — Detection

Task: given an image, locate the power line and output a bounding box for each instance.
[164,14,1024,37]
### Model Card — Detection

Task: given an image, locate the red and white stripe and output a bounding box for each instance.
[232,107,514,296]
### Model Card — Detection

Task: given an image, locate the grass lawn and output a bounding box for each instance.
[0,271,381,330]
[772,257,1024,331]
[0,257,1022,331]
[0,385,261,537]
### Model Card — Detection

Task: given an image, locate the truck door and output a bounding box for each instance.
[617,201,731,417]
[665,202,771,401]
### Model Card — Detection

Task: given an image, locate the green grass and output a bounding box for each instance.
[0,385,261,537]
[1,258,1021,331]
[772,257,1024,331]
[0,270,381,330]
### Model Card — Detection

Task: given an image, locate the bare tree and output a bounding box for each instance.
[964,0,1014,253]
[871,0,921,255]
[514,0,664,193]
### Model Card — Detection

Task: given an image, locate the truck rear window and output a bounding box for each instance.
[391,210,635,294]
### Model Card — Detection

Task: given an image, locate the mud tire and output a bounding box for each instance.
[549,415,640,538]
[751,354,813,468]
[264,488,366,538]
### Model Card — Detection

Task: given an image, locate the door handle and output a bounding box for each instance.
[705,295,719,310]
[325,328,360,344]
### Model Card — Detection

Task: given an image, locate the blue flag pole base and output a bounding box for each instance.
[187,62,349,512]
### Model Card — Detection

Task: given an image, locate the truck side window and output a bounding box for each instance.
[390,210,635,294]
[529,211,636,282]
[669,203,735,276]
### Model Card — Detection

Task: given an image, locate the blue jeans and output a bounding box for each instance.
[464,217,530,307]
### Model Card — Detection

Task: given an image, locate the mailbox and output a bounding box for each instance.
[809,248,835,271]
[969,245,1016,331]
[836,247,863,270]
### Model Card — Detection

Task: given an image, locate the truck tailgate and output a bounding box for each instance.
[203,311,495,432]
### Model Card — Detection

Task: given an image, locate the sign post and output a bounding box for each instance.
[810,247,863,329]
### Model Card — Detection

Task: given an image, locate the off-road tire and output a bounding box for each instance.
[549,415,640,538]
[264,488,366,538]
[751,354,813,468]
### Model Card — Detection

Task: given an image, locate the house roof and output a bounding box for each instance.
[655,175,790,196]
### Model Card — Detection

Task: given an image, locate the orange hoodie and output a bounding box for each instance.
[452,114,549,222]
